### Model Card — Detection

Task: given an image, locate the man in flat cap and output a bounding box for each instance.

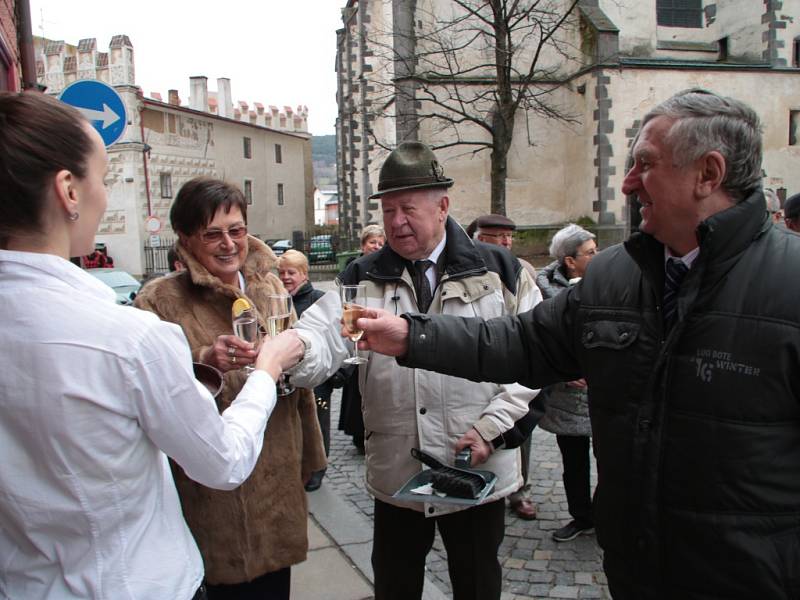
[290,141,541,600]
[472,213,539,521]
[474,213,537,282]
[784,192,800,232]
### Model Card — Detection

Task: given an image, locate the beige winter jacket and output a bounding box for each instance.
[292,219,540,517]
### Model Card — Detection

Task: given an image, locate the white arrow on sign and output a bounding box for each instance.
[75,103,122,129]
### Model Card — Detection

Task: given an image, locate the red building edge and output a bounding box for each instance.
[0,0,40,92]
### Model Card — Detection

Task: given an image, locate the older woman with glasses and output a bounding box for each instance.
[135,177,326,600]
[0,93,303,600]
[535,223,598,543]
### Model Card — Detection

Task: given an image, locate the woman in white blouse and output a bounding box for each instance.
[0,93,302,599]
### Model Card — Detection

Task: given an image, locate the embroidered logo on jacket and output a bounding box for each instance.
[692,348,762,383]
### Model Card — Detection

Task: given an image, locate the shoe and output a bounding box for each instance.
[552,520,594,542]
[509,498,537,520]
[304,470,324,492]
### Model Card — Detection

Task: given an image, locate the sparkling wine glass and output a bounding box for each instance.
[340,284,367,365]
[232,299,259,374]
[266,293,295,395]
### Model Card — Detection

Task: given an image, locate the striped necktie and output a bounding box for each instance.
[414,260,434,313]
[663,258,689,330]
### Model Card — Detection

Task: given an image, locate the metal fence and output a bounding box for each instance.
[142,231,362,277]
[143,236,176,275]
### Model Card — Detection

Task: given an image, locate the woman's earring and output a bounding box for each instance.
[68,212,80,222]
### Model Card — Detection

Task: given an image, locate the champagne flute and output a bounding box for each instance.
[232,298,259,374]
[340,284,367,365]
[266,293,295,395]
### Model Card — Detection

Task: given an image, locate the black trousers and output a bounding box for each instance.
[205,567,290,600]
[520,433,531,484]
[556,434,593,525]
[372,498,505,600]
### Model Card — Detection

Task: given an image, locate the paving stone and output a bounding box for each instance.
[528,571,555,584]
[322,386,608,600]
[575,572,594,585]
[549,585,579,598]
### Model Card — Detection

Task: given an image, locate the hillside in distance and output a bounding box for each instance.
[312,134,336,186]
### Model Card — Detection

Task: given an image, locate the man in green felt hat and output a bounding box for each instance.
[291,141,542,599]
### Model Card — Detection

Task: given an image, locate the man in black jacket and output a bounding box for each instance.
[356,89,800,599]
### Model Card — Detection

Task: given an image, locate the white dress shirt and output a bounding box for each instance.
[0,250,277,600]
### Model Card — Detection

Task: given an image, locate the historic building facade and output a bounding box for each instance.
[336,0,800,240]
[34,35,313,276]
[0,1,19,91]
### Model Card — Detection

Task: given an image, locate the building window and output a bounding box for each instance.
[793,37,800,68]
[275,143,282,163]
[656,0,702,28]
[790,111,800,146]
[277,183,284,206]
[160,173,173,198]
[244,180,253,205]
[243,136,252,159]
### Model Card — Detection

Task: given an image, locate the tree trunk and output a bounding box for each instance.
[490,106,514,215]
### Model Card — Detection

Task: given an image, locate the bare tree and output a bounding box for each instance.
[369,0,582,215]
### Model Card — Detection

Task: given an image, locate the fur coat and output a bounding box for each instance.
[135,236,326,584]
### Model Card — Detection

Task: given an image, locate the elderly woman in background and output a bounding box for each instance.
[135,177,326,600]
[337,224,385,453]
[535,224,598,543]
[0,93,302,599]
[278,248,339,491]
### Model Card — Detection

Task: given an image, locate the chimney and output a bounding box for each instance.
[168,89,181,106]
[217,77,233,118]
[189,76,208,111]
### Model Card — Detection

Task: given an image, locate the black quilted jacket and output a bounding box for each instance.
[401,191,800,599]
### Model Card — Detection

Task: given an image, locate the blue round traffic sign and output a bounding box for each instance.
[59,80,127,147]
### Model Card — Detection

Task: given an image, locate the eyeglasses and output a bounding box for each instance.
[199,225,248,244]
[574,248,598,258]
[480,232,514,241]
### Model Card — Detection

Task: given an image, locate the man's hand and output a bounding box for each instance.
[566,378,587,389]
[455,428,492,466]
[255,330,305,381]
[354,308,410,357]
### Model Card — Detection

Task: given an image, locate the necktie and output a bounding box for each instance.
[663,258,689,330]
[413,260,434,313]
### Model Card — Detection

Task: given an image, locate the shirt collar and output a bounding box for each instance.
[423,232,447,265]
[664,246,700,269]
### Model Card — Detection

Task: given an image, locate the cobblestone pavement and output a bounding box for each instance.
[323,389,611,600]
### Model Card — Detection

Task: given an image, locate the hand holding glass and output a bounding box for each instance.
[340,284,368,365]
[232,303,259,373]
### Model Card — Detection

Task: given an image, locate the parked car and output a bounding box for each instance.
[270,239,293,256]
[308,235,336,264]
[87,268,141,305]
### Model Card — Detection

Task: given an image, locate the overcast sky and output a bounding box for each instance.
[30,0,343,135]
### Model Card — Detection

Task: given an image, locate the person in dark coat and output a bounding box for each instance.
[357,89,800,600]
[278,249,337,492]
[337,224,385,453]
[535,223,598,542]
[784,192,800,232]
[472,213,540,521]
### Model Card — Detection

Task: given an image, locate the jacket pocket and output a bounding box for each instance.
[581,320,639,350]
[769,525,800,598]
